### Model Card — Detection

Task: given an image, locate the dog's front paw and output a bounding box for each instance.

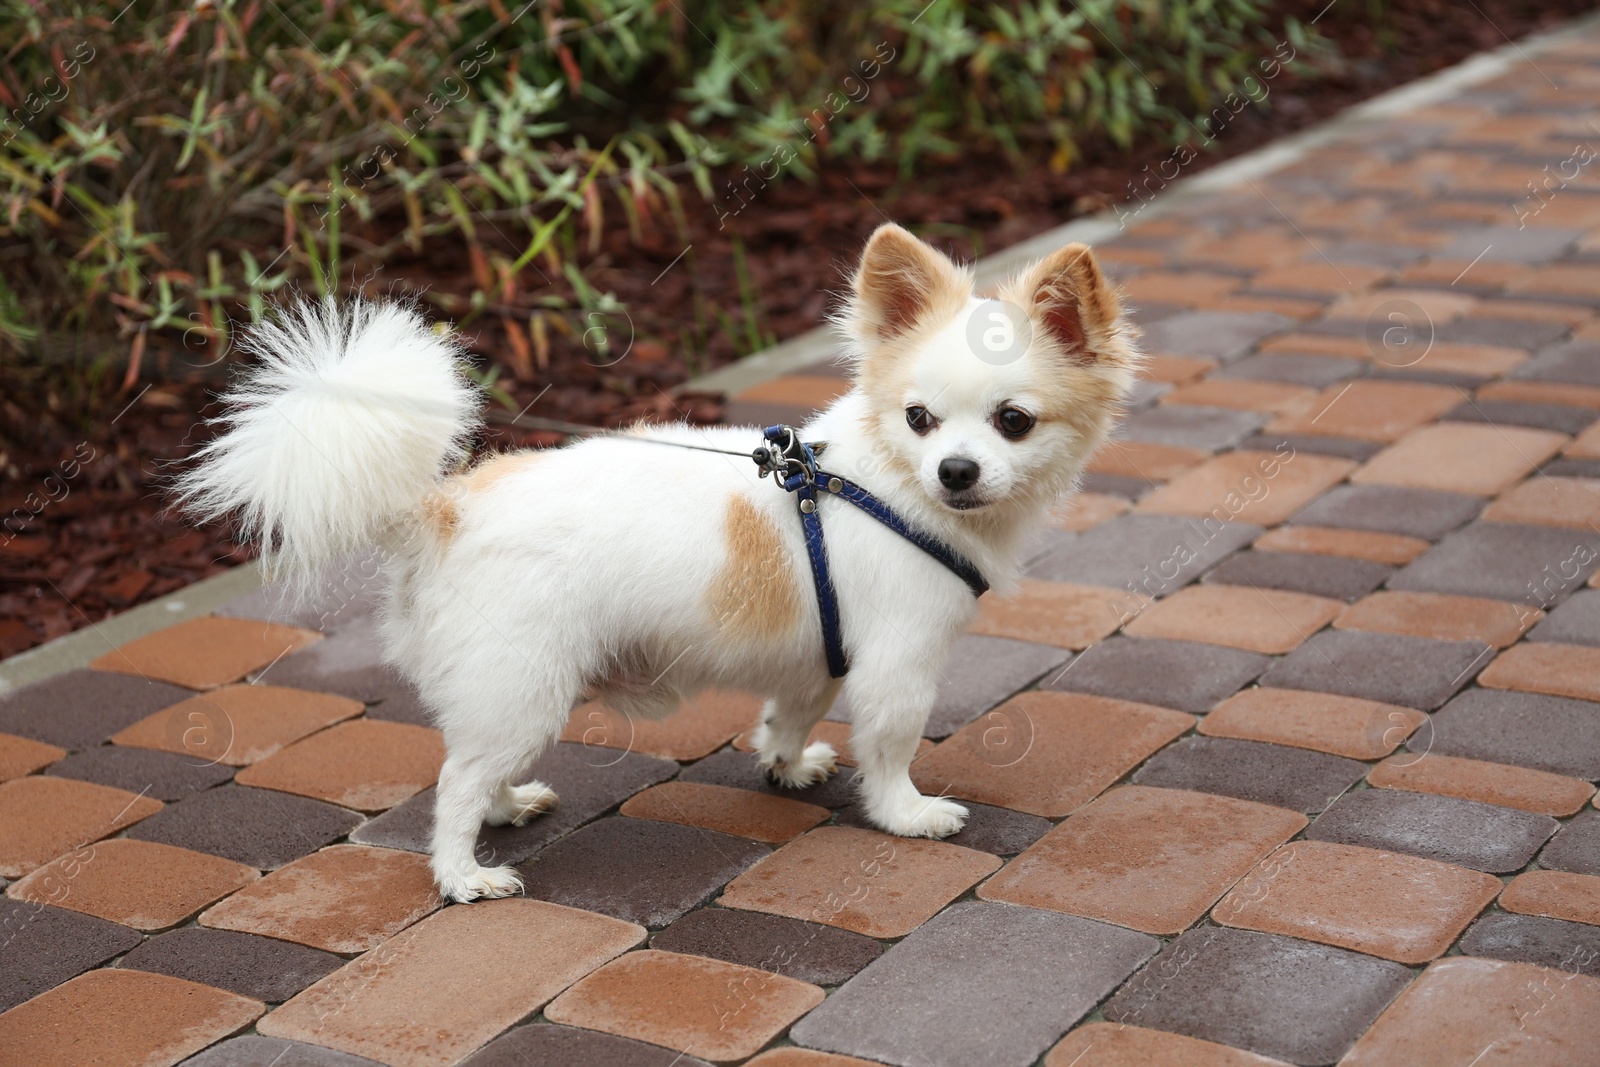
[875,794,968,839]
[437,864,524,903]
[486,781,559,827]
[760,741,838,789]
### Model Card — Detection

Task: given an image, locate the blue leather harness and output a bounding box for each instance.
[754,425,988,677]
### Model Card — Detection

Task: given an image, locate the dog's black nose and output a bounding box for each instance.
[938,457,980,492]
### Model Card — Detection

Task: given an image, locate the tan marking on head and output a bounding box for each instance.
[998,241,1144,451]
[708,495,802,642]
[456,450,544,496]
[846,223,973,345]
[841,225,975,486]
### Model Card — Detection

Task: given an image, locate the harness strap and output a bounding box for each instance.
[793,480,849,678]
[818,471,989,598]
[760,426,988,678]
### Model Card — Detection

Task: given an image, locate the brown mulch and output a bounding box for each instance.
[2,0,1594,658]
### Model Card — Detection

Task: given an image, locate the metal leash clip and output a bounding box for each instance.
[752,425,819,491]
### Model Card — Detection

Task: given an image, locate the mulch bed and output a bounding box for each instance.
[2,0,1593,657]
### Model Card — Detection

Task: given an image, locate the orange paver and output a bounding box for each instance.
[1351,423,1567,495]
[561,689,761,761]
[1162,379,1319,415]
[0,733,64,783]
[235,718,443,811]
[111,683,364,766]
[1501,870,1600,927]
[1478,642,1600,703]
[0,969,264,1067]
[1053,491,1130,531]
[979,785,1306,935]
[621,781,828,843]
[970,579,1141,650]
[1335,590,1540,647]
[8,839,258,931]
[1484,476,1600,528]
[911,691,1194,818]
[1047,1023,1295,1066]
[200,844,441,953]
[90,615,320,689]
[1340,957,1600,1066]
[1211,840,1500,963]
[0,776,163,878]
[1268,380,1464,442]
[1368,752,1595,817]
[719,826,1000,938]
[260,899,643,1066]
[1087,440,1211,481]
[1254,525,1430,565]
[1123,584,1342,654]
[546,950,825,1063]
[1136,450,1355,527]
[1198,687,1428,760]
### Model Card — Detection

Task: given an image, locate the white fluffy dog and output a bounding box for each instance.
[179,224,1139,902]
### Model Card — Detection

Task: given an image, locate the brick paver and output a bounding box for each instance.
[1210,840,1501,963]
[8,838,257,931]
[112,683,363,766]
[0,733,63,783]
[0,775,162,878]
[621,781,828,843]
[1198,687,1427,759]
[89,615,320,689]
[1340,957,1600,1066]
[261,899,642,1065]
[12,22,1600,1062]
[979,785,1304,935]
[546,949,824,1063]
[234,718,443,812]
[199,844,440,952]
[910,691,1192,817]
[720,826,999,938]
[0,968,264,1067]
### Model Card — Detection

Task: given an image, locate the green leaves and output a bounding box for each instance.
[1,0,1318,386]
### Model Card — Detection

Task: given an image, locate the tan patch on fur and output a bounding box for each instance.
[419,491,460,543]
[708,495,802,641]
[457,451,544,495]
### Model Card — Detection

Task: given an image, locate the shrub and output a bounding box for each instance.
[0,0,1320,416]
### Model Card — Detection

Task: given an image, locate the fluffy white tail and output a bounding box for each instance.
[177,299,481,582]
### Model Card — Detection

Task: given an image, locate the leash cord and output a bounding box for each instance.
[482,409,760,460]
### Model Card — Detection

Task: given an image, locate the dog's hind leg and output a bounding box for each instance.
[429,684,571,903]
[484,778,559,827]
[752,680,842,789]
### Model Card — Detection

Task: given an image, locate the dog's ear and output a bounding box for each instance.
[849,224,969,342]
[1009,243,1127,364]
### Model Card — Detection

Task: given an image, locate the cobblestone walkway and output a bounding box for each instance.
[8,23,1600,1067]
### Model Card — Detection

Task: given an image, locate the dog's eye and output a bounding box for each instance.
[906,406,936,435]
[994,407,1036,439]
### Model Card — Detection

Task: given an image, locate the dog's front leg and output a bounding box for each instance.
[846,664,967,838]
[752,681,843,789]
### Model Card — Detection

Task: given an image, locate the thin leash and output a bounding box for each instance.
[484,408,833,490]
[483,408,763,460]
